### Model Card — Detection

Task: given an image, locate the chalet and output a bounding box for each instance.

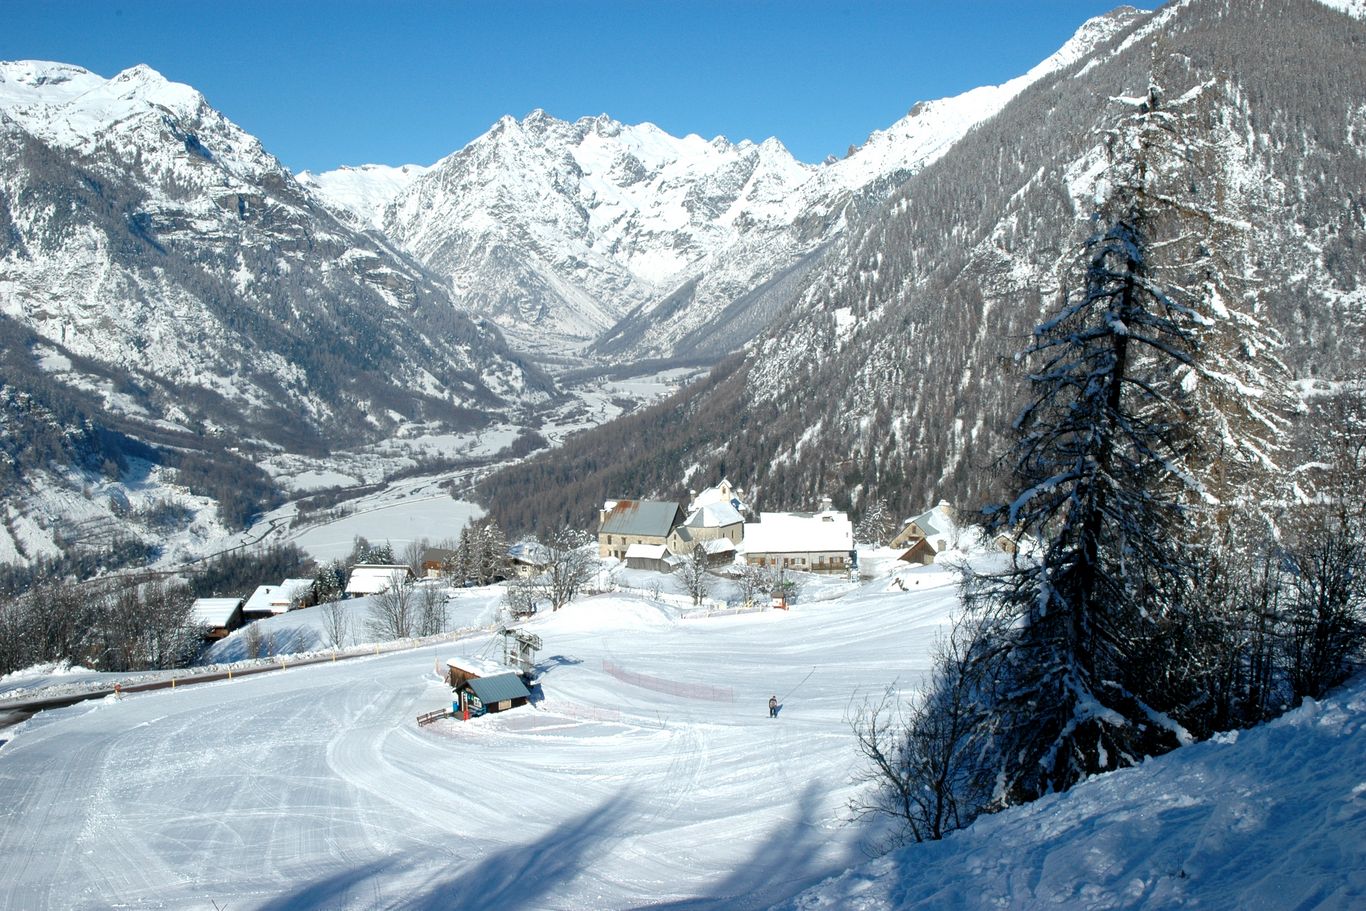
[667,501,744,556]
[993,529,1038,556]
[687,478,748,516]
[345,564,414,598]
[598,498,684,560]
[280,578,314,609]
[898,537,938,566]
[191,597,244,640]
[445,656,531,716]
[507,540,548,578]
[743,505,855,574]
[420,547,458,578]
[890,500,959,551]
[241,578,313,621]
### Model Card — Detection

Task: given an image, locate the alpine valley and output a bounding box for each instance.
[2,0,1364,567]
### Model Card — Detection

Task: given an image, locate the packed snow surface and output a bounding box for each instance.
[4,555,1360,909]
[0,564,953,910]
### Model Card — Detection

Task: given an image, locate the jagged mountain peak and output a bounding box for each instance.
[316,6,1156,361]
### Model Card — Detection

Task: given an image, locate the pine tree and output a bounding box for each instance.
[966,78,1229,803]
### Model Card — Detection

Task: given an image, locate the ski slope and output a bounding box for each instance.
[4,558,1362,910]
[0,565,959,910]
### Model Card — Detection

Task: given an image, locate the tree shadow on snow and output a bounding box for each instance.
[255,858,401,911]
[628,782,857,911]
[257,791,637,911]
[402,791,638,911]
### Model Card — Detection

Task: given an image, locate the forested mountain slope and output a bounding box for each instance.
[0,62,552,567]
[480,0,1366,535]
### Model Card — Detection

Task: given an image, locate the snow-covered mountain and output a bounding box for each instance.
[303,7,1143,362]
[480,0,1366,537]
[0,61,551,565]
[296,162,428,231]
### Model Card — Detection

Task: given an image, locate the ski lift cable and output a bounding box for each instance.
[779,666,816,702]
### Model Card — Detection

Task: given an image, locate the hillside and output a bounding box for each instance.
[479,0,1366,535]
[0,61,554,567]
[2,555,1360,909]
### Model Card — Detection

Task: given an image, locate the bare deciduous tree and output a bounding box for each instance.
[736,563,774,607]
[321,599,351,650]
[536,528,596,611]
[678,547,712,606]
[367,571,416,640]
[850,612,996,847]
[415,583,448,637]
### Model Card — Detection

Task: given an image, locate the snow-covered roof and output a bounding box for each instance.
[190,597,241,628]
[906,502,958,545]
[243,585,283,615]
[245,580,309,615]
[688,479,747,514]
[447,656,516,679]
[599,499,681,538]
[345,564,412,596]
[743,511,853,554]
[702,538,736,556]
[508,541,548,565]
[685,502,743,529]
[625,543,669,560]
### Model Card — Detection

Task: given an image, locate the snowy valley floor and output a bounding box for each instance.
[1,562,1363,910]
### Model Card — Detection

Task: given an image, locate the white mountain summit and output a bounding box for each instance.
[298,7,1145,362]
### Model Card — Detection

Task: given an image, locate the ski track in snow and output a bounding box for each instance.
[2,560,1361,910]
[0,567,958,909]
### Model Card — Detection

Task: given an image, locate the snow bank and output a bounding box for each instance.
[777,677,1366,911]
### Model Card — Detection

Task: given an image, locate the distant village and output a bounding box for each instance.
[188,478,1004,644]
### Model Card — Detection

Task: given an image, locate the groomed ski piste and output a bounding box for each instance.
[2,555,1363,910]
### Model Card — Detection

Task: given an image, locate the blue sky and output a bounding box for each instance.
[3,1,1151,173]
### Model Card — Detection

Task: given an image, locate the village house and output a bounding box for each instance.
[597,498,684,560]
[667,501,744,555]
[344,563,414,598]
[419,546,458,578]
[191,597,244,640]
[241,578,313,621]
[742,500,855,574]
[890,500,959,565]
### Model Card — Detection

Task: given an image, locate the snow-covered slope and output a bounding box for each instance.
[297,162,429,231]
[2,556,1359,909]
[357,8,1145,360]
[780,674,1366,911]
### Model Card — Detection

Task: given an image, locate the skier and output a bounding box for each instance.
[768,695,778,718]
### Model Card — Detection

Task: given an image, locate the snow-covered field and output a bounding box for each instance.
[0,562,952,910]
[2,558,1362,910]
